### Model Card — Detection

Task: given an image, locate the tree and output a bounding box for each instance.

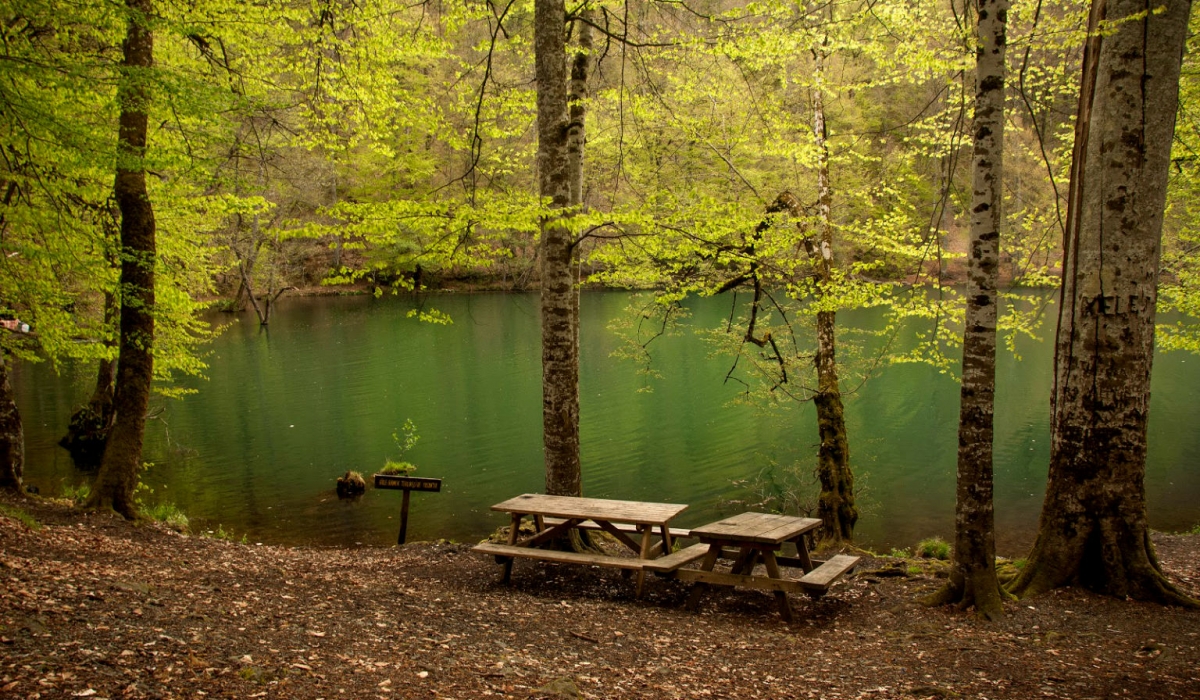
[923,0,1008,620]
[808,35,857,544]
[0,353,23,492]
[1009,0,1198,606]
[86,0,157,518]
[60,291,118,469]
[535,0,582,497]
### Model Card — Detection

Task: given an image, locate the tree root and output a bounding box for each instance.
[919,569,1010,621]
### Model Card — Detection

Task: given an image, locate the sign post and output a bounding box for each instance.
[373,474,443,544]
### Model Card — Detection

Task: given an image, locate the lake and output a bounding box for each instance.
[12,291,1200,554]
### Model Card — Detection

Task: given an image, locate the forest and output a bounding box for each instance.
[2,0,1199,625]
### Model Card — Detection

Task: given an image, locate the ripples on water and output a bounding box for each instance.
[13,292,1200,554]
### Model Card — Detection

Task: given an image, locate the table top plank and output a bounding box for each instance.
[491,494,688,525]
[690,512,821,544]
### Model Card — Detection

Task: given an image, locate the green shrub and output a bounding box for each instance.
[143,502,189,531]
[916,537,951,560]
[60,482,91,505]
[888,547,912,559]
[381,419,420,474]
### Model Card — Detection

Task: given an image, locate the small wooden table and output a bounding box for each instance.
[679,512,859,621]
[473,494,689,597]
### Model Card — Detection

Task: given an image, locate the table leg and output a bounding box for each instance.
[660,524,673,553]
[686,540,723,611]
[635,525,654,598]
[730,546,757,576]
[502,513,522,584]
[792,535,814,573]
[762,550,794,623]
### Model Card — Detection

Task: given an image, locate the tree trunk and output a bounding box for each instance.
[0,353,24,493]
[567,9,591,209]
[924,0,1008,620]
[1010,0,1197,607]
[86,0,156,519]
[536,0,581,498]
[810,47,857,544]
[59,292,118,469]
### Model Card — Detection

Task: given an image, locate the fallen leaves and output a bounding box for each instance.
[1,497,1199,700]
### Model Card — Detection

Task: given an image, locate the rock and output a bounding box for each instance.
[336,471,366,498]
[533,677,582,699]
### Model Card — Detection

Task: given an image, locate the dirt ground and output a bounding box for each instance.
[1,496,1197,700]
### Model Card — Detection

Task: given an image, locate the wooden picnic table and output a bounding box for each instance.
[471,494,690,597]
[678,512,860,622]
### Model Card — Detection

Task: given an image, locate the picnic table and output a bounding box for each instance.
[676,512,860,621]
[471,494,694,596]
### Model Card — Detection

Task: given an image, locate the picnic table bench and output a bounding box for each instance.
[677,512,860,621]
[472,497,859,617]
[471,494,689,596]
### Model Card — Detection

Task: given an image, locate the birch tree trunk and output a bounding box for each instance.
[86,0,156,519]
[0,354,24,493]
[810,47,857,543]
[535,0,581,497]
[924,0,1008,620]
[1010,0,1197,607]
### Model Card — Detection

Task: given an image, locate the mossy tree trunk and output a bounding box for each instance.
[86,0,156,519]
[924,0,1008,621]
[536,0,581,499]
[1010,0,1197,607]
[810,45,857,544]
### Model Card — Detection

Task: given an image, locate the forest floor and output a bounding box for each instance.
[1,496,1197,700]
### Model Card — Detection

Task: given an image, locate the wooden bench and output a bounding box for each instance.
[797,554,860,596]
[643,543,711,573]
[472,542,650,571]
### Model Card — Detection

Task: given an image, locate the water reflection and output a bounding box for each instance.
[12,291,1200,554]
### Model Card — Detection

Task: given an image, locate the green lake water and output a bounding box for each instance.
[12,292,1200,554]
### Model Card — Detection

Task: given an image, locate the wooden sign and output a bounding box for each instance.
[372,473,443,544]
[374,474,442,492]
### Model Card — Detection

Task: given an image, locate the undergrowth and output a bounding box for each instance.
[916,537,951,560]
[0,503,40,530]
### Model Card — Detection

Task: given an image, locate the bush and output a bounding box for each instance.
[381,419,420,475]
[916,537,951,560]
[60,482,91,505]
[143,501,189,531]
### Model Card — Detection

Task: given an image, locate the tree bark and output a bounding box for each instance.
[924,0,1008,620]
[86,0,156,519]
[1010,0,1197,607]
[536,0,582,498]
[0,353,24,493]
[567,9,591,210]
[810,47,857,544]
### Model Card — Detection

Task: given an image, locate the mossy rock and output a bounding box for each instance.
[336,471,366,498]
[379,460,416,476]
